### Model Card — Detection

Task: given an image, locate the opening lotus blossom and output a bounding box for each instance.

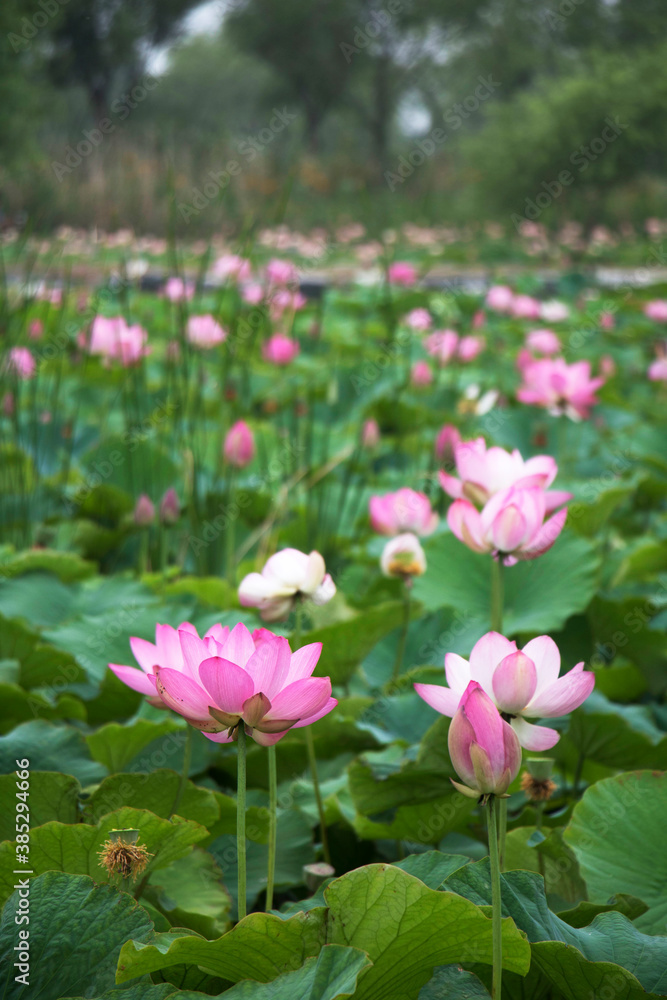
[109,621,336,746]
[415,631,595,751]
[369,487,438,537]
[448,681,522,799]
[517,358,605,420]
[238,548,336,621]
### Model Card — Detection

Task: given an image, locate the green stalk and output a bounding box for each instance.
[294,605,331,867]
[490,556,507,869]
[226,466,237,585]
[266,744,277,911]
[169,725,192,818]
[487,796,503,1000]
[390,582,411,684]
[236,724,247,921]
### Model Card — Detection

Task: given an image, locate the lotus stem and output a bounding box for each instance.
[266,744,277,911]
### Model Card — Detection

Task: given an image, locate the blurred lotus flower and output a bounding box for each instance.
[526,329,560,355]
[380,532,426,578]
[239,548,336,622]
[187,315,227,349]
[5,347,35,379]
[212,254,252,283]
[109,621,336,746]
[485,285,514,312]
[649,357,667,381]
[458,384,498,416]
[411,360,433,386]
[426,330,459,364]
[540,300,569,323]
[266,258,298,286]
[600,354,616,377]
[164,277,195,301]
[458,335,485,362]
[517,358,604,420]
[388,261,417,286]
[439,437,571,512]
[242,283,265,305]
[415,631,594,751]
[404,308,432,331]
[134,494,155,526]
[435,424,461,464]
[472,310,486,329]
[361,418,380,448]
[159,488,180,524]
[28,319,44,340]
[270,288,307,319]
[89,316,149,366]
[2,392,14,416]
[447,485,568,564]
[511,295,542,320]
[370,487,438,537]
[263,333,299,365]
[600,311,615,330]
[644,300,667,322]
[224,420,255,467]
[446,681,522,798]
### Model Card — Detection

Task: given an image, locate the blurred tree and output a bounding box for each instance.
[46,0,201,118]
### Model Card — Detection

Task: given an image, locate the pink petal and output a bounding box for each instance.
[202,729,235,744]
[292,696,338,728]
[492,652,538,714]
[444,653,471,696]
[438,470,463,499]
[205,623,230,645]
[447,500,487,552]
[265,676,332,722]
[129,637,160,675]
[154,666,212,720]
[286,642,323,684]
[518,508,567,558]
[238,572,278,607]
[468,631,517,694]
[154,624,186,668]
[243,636,292,699]
[526,663,594,717]
[490,504,527,553]
[511,716,560,751]
[414,682,461,717]
[249,728,289,746]
[178,629,211,680]
[109,663,157,695]
[522,635,561,698]
[448,705,478,789]
[198,656,255,713]
[461,682,505,765]
[544,490,573,514]
[219,622,256,667]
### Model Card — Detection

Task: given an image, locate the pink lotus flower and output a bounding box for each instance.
[415,631,594,752]
[485,285,514,313]
[439,438,571,512]
[511,295,542,320]
[164,277,195,301]
[242,283,265,305]
[109,621,336,746]
[447,681,522,798]
[458,336,484,362]
[404,308,432,331]
[435,424,461,464]
[266,258,298,286]
[159,488,180,524]
[526,329,560,355]
[600,311,615,330]
[361,418,380,448]
[644,300,667,322]
[517,358,605,420]
[426,330,459,365]
[649,357,667,381]
[263,333,299,365]
[380,533,426,578]
[447,485,568,564]
[239,549,335,622]
[600,354,616,377]
[269,288,307,320]
[89,316,149,366]
[4,347,35,379]
[540,300,569,323]
[212,254,252,283]
[134,494,155,526]
[369,487,438,537]
[224,420,255,467]
[388,261,417,286]
[472,310,486,329]
[28,320,44,340]
[411,360,433,386]
[187,315,227,349]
